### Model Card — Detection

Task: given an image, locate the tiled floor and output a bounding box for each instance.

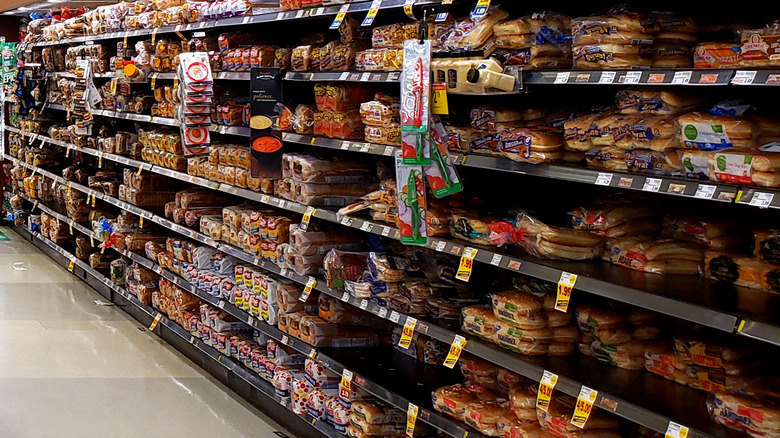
[0,227,289,437]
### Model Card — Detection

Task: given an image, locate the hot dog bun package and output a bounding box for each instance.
[708,392,780,437]
[395,150,427,245]
[516,211,604,260]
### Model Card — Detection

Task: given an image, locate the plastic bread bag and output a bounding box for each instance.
[289,225,360,256]
[571,12,658,46]
[572,44,654,70]
[570,201,654,231]
[440,8,508,51]
[705,251,780,292]
[516,211,604,260]
[490,291,548,329]
[616,88,704,116]
[449,212,517,247]
[661,215,741,246]
[323,249,369,290]
[605,236,703,275]
[461,305,499,340]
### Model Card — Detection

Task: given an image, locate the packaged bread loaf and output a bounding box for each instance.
[571,13,657,45]
[707,392,780,437]
[516,211,604,260]
[705,251,780,292]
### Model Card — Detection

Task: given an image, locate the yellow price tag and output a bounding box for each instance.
[174,24,186,40]
[98,153,103,168]
[571,386,598,429]
[536,370,558,411]
[339,369,353,401]
[137,167,143,177]
[101,246,105,254]
[398,317,417,350]
[329,4,350,29]
[472,0,490,17]
[91,194,96,208]
[139,216,144,228]
[148,313,162,330]
[65,147,70,158]
[301,206,316,231]
[431,83,449,115]
[301,277,317,301]
[455,247,478,282]
[555,272,577,313]
[69,223,73,235]
[442,335,467,368]
[173,77,179,89]
[308,348,318,359]
[151,73,157,89]
[110,77,118,95]
[403,0,415,18]
[90,235,94,247]
[665,422,689,438]
[361,0,381,26]
[406,403,418,436]
[151,28,158,45]
[68,260,75,272]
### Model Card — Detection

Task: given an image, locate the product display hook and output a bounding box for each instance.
[418,11,428,43]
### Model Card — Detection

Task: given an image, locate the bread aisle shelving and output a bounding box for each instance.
[8,1,780,438]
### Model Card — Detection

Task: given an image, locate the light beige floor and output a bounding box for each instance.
[0,227,290,437]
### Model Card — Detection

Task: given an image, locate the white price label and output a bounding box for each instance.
[295,9,305,18]
[598,71,616,84]
[694,184,716,199]
[359,144,370,153]
[276,12,285,20]
[340,141,351,150]
[389,311,400,323]
[279,268,288,277]
[554,72,570,84]
[381,226,391,237]
[281,335,289,345]
[383,146,395,156]
[489,254,502,266]
[261,195,270,203]
[642,178,662,192]
[672,71,692,84]
[360,72,371,81]
[623,71,642,84]
[360,222,373,232]
[665,422,689,438]
[732,70,757,85]
[341,291,350,302]
[360,300,369,310]
[435,241,446,252]
[339,72,350,80]
[750,192,775,208]
[378,307,388,318]
[340,217,351,226]
[594,173,613,186]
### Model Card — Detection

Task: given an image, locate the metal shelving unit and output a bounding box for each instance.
[6,142,780,347]
[22,0,443,48]
[9,223,343,438]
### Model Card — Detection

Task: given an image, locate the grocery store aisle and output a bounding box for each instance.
[0,227,288,438]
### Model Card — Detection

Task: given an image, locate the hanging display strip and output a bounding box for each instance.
[523,69,735,86]
[13,192,724,438]
[17,192,481,438]
[23,0,442,48]
[7,146,779,344]
[9,225,342,438]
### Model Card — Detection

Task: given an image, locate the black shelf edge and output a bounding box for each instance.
[284,71,401,83]
[523,69,734,86]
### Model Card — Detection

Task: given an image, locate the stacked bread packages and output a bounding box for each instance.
[516,211,605,261]
[677,102,780,187]
[650,13,699,68]
[490,290,576,356]
[346,400,429,438]
[576,304,661,370]
[705,229,780,292]
[571,10,658,69]
[278,153,377,207]
[492,11,573,69]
